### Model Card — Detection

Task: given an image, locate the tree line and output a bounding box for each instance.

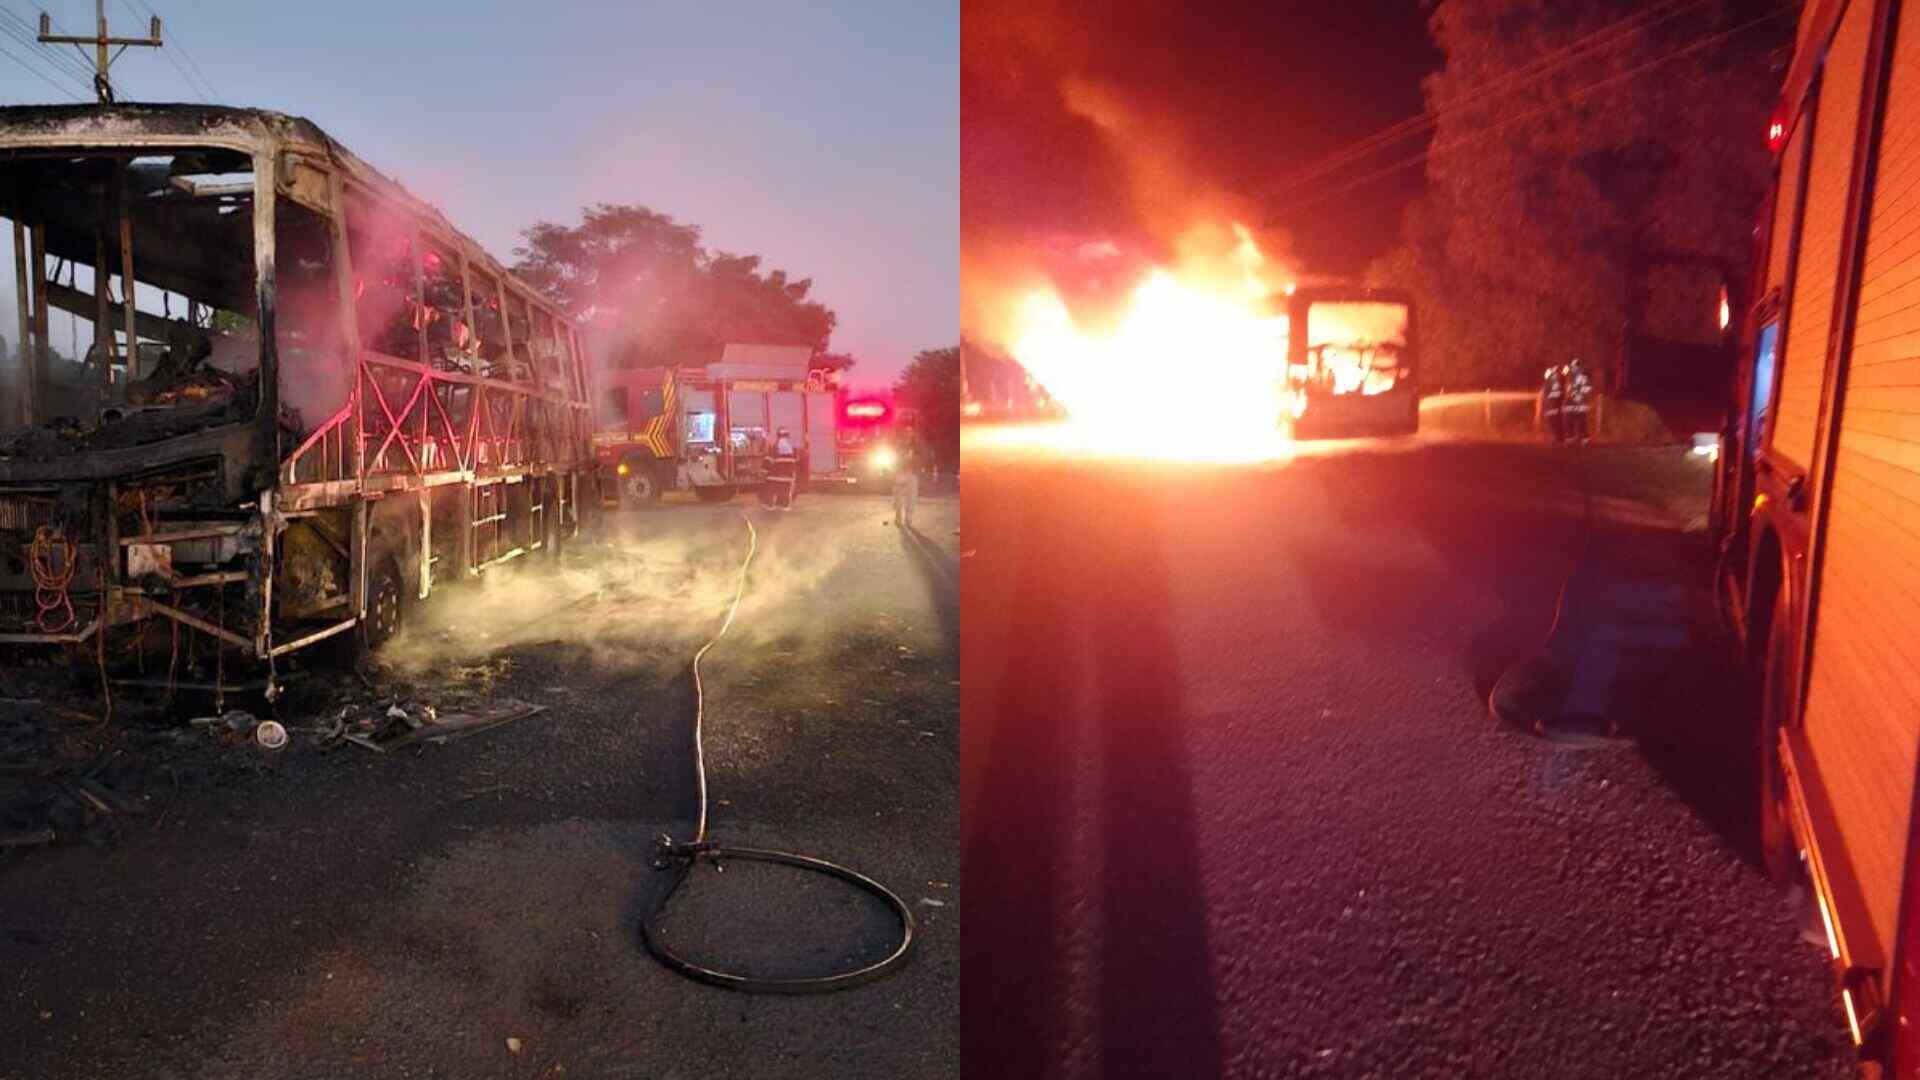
[1363,0,1787,393]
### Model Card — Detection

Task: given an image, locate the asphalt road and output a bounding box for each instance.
[960,430,1853,1079]
[0,490,958,1080]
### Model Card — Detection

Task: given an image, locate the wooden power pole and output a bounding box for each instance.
[37,1,163,104]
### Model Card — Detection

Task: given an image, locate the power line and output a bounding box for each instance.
[1,7,93,82]
[115,0,199,100]
[1272,0,1715,199]
[0,39,82,100]
[0,7,92,85]
[0,14,91,98]
[123,0,215,101]
[1269,3,1798,226]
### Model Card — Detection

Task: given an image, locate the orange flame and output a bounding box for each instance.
[1002,222,1296,462]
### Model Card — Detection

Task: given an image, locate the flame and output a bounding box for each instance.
[1001,223,1295,463]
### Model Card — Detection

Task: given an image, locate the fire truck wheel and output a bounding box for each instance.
[621,464,662,505]
[694,485,737,504]
[1758,585,1799,883]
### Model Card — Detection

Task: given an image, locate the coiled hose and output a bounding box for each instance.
[29,526,78,634]
[641,511,916,993]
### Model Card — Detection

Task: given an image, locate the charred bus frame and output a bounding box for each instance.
[0,105,594,696]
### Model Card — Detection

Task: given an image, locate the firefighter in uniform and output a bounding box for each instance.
[1563,358,1594,445]
[762,427,799,509]
[1541,363,1568,444]
[892,425,923,529]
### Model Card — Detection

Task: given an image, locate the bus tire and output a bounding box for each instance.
[695,485,737,504]
[342,555,408,669]
[1758,585,1798,882]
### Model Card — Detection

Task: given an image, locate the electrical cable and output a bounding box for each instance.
[125,0,219,102]
[117,0,211,103]
[641,510,916,993]
[0,37,84,101]
[29,525,78,633]
[0,7,94,88]
[1273,2,1800,223]
[1270,0,1712,198]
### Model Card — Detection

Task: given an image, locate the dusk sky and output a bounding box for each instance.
[0,0,957,385]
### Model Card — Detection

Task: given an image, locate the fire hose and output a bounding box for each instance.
[1486,442,1597,734]
[641,511,916,992]
[29,526,79,634]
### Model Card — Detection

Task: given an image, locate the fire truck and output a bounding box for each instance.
[1711,0,1920,1066]
[594,344,840,505]
[835,393,920,490]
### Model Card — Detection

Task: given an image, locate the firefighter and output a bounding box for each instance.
[762,427,799,510]
[891,424,923,529]
[1541,363,1568,444]
[1564,358,1594,445]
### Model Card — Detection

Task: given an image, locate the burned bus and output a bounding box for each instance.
[1711,0,1920,1065]
[0,105,594,693]
[1279,286,1420,438]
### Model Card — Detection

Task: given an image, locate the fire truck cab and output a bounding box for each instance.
[594,344,839,505]
[836,394,920,490]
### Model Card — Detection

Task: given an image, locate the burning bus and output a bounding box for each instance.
[1278,285,1419,438]
[0,105,595,691]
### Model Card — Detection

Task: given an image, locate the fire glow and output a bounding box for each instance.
[1001,223,1296,463]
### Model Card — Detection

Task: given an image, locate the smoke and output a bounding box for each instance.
[381,514,851,675]
[963,1,1439,353]
[962,0,1297,354]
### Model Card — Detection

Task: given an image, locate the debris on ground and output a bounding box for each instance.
[341,700,545,754]
[2,657,549,853]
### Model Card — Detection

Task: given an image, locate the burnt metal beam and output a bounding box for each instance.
[12,216,32,426]
[117,163,136,379]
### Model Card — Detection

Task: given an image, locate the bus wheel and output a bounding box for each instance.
[695,485,737,503]
[621,463,663,506]
[363,558,407,650]
[1758,586,1798,882]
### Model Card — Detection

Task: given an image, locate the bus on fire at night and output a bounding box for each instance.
[0,104,596,697]
[1278,285,1420,438]
[1712,0,1920,1065]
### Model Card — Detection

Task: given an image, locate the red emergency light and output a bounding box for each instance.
[843,399,890,423]
[1767,101,1789,154]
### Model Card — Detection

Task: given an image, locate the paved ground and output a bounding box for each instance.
[0,490,958,1080]
[960,429,1853,1079]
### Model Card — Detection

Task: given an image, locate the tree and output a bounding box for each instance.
[895,346,961,474]
[1367,0,1784,390]
[513,203,837,371]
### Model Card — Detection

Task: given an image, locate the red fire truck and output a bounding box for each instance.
[835,392,920,490]
[1712,0,1920,1067]
[594,345,840,505]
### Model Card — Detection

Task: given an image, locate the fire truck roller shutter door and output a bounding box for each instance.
[806,391,837,474]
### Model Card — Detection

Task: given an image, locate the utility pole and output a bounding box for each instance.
[37,1,163,104]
